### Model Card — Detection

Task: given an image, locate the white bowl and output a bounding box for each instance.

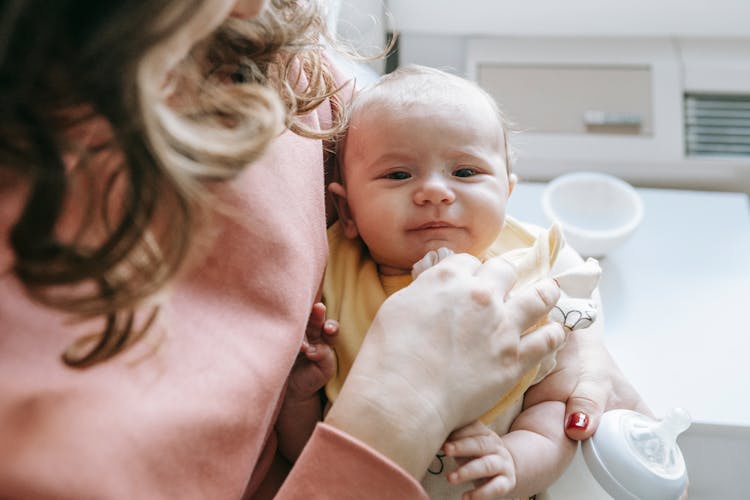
[542,172,644,257]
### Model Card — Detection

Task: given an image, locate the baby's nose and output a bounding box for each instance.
[414,175,456,205]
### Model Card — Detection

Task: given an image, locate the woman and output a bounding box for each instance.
[0,1,646,498]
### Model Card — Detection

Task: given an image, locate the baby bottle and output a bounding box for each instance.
[582,407,691,500]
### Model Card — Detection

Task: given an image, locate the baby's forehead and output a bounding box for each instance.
[355,74,501,124]
[347,85,504,151]
[358,76,491,109]
[337,70,512,177]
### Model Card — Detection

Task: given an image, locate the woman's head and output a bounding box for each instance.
[0,0,339,367]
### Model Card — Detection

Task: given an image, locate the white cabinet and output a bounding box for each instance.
[383,1,750,192]
[477,64,653,135]
[465,37,750,191]
[466,38,688,183]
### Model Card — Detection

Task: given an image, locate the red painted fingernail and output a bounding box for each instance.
[566,412,589,430]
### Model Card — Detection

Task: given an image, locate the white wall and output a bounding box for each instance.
[332,1,750,192]
[386,0,750,38]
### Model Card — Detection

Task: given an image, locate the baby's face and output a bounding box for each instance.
[341,93,513,276]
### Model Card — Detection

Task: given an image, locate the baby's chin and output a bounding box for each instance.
[400,246,471,273]
[420,240,459,252]
[418,242,479,259]
[375,244,483,276]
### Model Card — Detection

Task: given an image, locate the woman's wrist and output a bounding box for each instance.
[324,372,448,479]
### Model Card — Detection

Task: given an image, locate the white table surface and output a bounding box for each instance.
[508,181,750,429]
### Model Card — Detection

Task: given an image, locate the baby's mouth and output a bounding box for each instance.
[411,221,456,231]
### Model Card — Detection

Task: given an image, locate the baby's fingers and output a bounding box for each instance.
[447,454,512,485]
[301,322,336,360]
[321,319,339,346]
[444,432,502,459]
[447,420,489,441]
[305,302,327,344]
[459,474,515,500]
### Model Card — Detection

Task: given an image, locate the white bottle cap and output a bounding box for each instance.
[582,408,690,500]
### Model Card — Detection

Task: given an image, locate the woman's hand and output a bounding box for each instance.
[538,244,651,441]
[524,322,651,441]
[560,329,652,440]
[325,253,566,478]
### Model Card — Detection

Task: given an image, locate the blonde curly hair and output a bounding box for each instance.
[0,0,345,367]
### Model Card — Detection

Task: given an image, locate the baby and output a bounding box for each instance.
[277,65,601,500]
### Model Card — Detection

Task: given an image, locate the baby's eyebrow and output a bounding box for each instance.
[444,145,500,159]
[365,152,414,169]
[446,152,494,167]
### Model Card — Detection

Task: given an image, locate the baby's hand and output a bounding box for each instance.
[443,421,517,500]
[286,302,338,400]
[411,247,455,279]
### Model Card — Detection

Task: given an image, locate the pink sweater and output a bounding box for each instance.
[0,95,426,498]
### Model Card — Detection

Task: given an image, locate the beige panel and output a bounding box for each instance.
[477,64,653,136]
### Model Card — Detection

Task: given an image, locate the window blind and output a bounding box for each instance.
[685,93,750,157]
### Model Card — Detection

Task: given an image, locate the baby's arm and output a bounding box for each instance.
[479,243,602,495]
[443,401,575,500]
[276,303,338,462]
[501,400,576,498]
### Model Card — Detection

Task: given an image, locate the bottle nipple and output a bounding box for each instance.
[662,407,692,437]
[625,407,691,478]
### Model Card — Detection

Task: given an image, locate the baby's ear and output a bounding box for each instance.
[328,182,359,239]
[508,173,518,196]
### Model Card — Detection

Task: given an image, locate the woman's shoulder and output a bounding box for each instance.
[0,277,299,497]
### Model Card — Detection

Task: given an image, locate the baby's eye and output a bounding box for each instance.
[385,171,411,180]
[453,167,478,178]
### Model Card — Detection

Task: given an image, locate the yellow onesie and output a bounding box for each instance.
[324,216,563,421]
[323,216,600,499]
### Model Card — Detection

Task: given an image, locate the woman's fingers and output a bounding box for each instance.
[416,253,519,302]
[415,252,483,281]
[518,321,567,369]
[473,256,518,297]
[564,363,652,440]
[504,278,561,333]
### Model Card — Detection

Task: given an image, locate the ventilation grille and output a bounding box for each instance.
[685,93,750,157]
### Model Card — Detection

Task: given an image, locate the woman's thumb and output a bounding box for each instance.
[564,388,605,441]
